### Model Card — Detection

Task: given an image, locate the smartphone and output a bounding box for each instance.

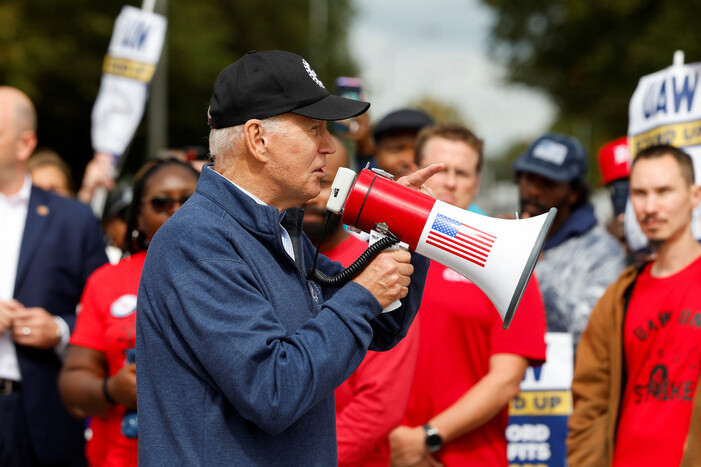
[335,76,362,100]
[332,77,362,134]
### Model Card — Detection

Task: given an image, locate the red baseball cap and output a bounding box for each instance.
[597,137,631,185]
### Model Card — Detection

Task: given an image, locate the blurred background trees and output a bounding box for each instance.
[481,0,701,184]
[0,0,357,180]
[4,0,701,188]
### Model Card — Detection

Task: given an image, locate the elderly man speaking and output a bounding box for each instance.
[136,50,440,466]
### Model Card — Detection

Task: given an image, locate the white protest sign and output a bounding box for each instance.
[507,332,573,467]
[628,60,701,244]
[91,5,167,158]
[519,332,573,391]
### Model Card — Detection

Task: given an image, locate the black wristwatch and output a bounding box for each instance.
[422,423,443,453]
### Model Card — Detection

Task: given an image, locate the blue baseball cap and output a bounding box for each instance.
[513,133,588,182]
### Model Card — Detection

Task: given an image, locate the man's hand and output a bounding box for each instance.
[338,111,375,160]
[353,250,414,309]
[396,163,445,196]
[12,305,63,349]
[106,362,138,409]
[77,152,115,204]
[0,299,22,333]
[390,425,444,467]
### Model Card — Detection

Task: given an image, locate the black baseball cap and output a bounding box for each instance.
[372,108,434,142]
[208,50,370,129]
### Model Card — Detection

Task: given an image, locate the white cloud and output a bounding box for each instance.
[348,0,556,156]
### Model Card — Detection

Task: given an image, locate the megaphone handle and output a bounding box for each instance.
[306,224,400,288]
[368,230,408,313]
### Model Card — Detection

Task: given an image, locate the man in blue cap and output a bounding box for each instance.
[513,132,625,349]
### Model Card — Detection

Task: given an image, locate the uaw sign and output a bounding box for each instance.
[628,61,701,244]
[91,5,167,158]
[507,333,573,467]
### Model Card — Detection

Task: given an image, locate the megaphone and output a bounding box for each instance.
[315,167,557,329]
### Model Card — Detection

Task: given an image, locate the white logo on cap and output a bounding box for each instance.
[302,59,325,89]
[532,140,569,165]
[614,145,630,165]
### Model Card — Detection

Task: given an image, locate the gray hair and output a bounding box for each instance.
[208,113,289,168]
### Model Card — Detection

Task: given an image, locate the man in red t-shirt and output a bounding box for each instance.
[389,123,547,466]
[568,144,701,466]
[302,137,420,467]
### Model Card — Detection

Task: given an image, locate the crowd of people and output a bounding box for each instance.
[0,46,699,467]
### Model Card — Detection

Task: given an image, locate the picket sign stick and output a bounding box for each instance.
[674,50,685,67]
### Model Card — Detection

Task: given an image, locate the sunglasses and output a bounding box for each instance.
[144,194,192,213]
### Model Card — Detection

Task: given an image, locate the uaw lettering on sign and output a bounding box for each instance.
[91,5,166,158]
[629,61,701,245]
[120,21,151,50]
[642,72,698,119]
[630,65,701,153]
[631,67,701,154]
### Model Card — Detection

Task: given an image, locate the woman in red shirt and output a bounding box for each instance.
[58,158,200,466]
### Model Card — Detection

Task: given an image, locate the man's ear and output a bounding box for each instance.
[243,120,268,163]
[690,183,701,209]
[16,130,37,163]
[472,173,482,199]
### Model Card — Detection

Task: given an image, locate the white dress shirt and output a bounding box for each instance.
[0,175,71,381]
[0,174,31,381]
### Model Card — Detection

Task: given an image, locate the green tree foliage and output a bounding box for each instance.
[481,0,701,173]
[0,0,357,180]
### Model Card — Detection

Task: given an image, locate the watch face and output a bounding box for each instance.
[427,433,441,449]
[423,425,443,452]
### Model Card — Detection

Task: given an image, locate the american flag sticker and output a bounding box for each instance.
[426,213,496,267]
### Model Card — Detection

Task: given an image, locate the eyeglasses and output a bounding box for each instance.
[144,194,192,213]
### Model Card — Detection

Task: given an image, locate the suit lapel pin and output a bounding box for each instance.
[37,205,49,216]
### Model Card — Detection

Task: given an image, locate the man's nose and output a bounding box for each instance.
[444,170,458,188]
[520,179,541,199]
[399,150,417,170]
[643,195,659,214]
[319,126,335,154]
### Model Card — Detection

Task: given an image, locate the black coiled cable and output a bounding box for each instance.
[305,212,400,288]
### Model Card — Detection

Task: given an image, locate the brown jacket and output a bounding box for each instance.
[567,264,701,467]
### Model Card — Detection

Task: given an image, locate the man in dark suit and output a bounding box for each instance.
[0,86,108,466]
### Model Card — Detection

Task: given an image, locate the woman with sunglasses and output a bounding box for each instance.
[58,158,200,466]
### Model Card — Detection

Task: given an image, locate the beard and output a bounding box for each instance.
[303,209,344,245]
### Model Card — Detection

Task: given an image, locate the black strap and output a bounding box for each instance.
[615,261,649,438]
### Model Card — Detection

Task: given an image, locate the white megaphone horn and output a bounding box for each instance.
[322,167,556,329]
